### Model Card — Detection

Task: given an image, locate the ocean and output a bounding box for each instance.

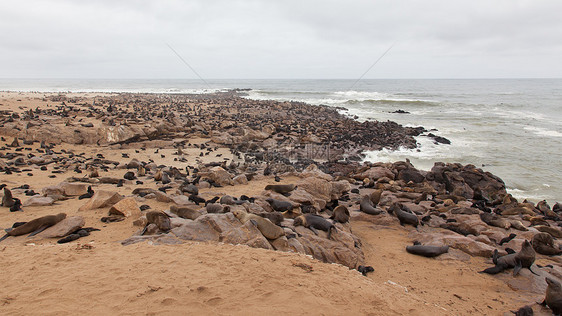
[1,78,560,204]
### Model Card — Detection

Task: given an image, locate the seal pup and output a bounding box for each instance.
[293,214,336,239]
[2,187,15,207]
[359,195,382,215]
[481,240,537,276]
[79,186,94,200]
[541,277,562,315]
[232,209,285,239]
[169,205,201,220]
[369,189,382,206]
[9,198,22,212]
[499,233,517,246]
[532,232,562,256]
[406,243,449,258]
[264,184,296,195]
[510,305,533,316]
[388,202,419,227]
[330,205,350,223]
[0,213,67,242]
[480,213,511,230]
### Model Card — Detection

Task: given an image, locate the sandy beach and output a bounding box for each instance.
[1,91,560,315]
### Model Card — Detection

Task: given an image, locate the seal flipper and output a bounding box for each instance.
[309,227,319,235]
[513,261,522,276]
[27,225,49,237]
[249,219,258,227]
[481,265,504,274]
[0,234,10,242]
[327,226,336,240]
[492,249,499,265]
[140,225,148,236]
[528,265,540,276]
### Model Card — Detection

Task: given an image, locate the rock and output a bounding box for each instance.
[36,216,85,238]
[354,167,394,181]
[397,168,425,183]
[23,196,55,207]
[221,220,272,250]
[58,182,89,196]
[297,177,332,202]
[171,195,192,205]
[108,197,140,217]
[301,164,333,181]
[203,166,233,186]
[233,174,248,185]
[78,190,123,211]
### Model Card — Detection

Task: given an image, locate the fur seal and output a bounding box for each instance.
[359,195,382,215]
[266,198,296,212]
[232,209,285,239]
[480,213,511,230]
[9,198,22,212]
[481,240,537,276]
[2,187,15,207]
[205,203,230,214]
[219,195,245,205]
[259,212,284,226]
[79,186,94,200]
[0,213,67,242]
[170,205,201,220]
[535,226,562,238]
[510,305,533,316]
[388,202,419,227]
[499,233,517,245]
[541,277,562,315]
[143,211,171,234]
[330,205,350,223]
[370,189,382,205]
[532,232,562,256]
[293,214,336,239]
[406,243,449,257]
[264,184,296,195]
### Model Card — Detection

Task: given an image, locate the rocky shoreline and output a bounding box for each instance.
[1,91,561,315]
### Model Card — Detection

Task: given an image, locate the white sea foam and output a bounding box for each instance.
[523,126,562,138]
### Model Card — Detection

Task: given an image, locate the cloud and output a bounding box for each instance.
[0,0,561,78]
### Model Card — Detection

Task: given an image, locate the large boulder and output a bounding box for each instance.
[23,196,55,207]
[79,190,123,211]
[353,166,395,181]
[108,197,141,217]
[202,166,233,186]
[58,182,90,196]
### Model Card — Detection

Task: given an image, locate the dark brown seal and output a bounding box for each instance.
[293,214,336,239]
[205,203,230,214]
[388,202,419,227]
[481,240,537,276]
[359,195,382,215]
[532,232,562,256]
[2,187,15,207]
[264,184,296,195]
[143,211,171,234]
[330,205,350,223]
[541,277,562,315]
[0,213,67,242]
[406,244,449,257]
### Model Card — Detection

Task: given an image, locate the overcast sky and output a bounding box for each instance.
[1,0,561,79]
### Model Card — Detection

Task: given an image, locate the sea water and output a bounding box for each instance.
[1,78,560,203]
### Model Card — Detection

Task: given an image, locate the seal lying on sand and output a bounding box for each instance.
[541,277,562,315]
[264,184,296,195]
[388,202,419,227]
[293,214,336,239]
[232,209,285,239]
[266,198,296,212]
[0,213,67,242]
[406,243,449,258]
[481,240,537,276]
[359,194,382,215]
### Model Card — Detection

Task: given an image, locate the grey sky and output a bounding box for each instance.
[1,0,561,79]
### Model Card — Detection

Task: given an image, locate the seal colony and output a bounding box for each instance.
[0,91,561,315]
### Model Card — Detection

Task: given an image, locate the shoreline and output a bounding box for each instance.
[0,90,560,315]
